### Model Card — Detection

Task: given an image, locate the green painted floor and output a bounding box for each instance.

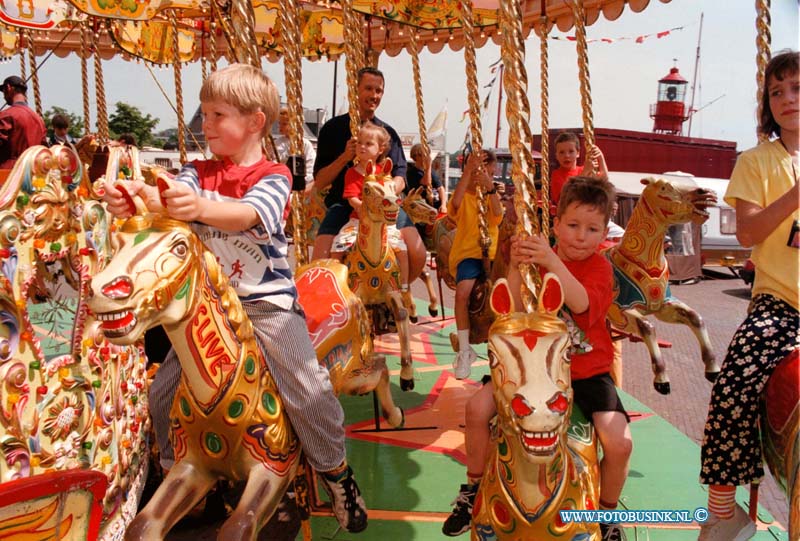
[294,309,789,540]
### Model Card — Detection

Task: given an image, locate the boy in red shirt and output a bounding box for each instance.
[442,176,632,541]
[550,131,609,214]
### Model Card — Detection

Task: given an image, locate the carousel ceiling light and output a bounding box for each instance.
[433,30,439,41]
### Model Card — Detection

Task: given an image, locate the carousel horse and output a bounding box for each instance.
[339,159,415,391]
[472,275,600,540]
[603,178,721,394]
[400,186,440,320]
[87,187,400,538]
[761,348,799,540]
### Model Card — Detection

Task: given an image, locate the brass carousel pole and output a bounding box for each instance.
[459,0,492,279]
[93,26,109,143]
[18,29,25,82]
[229,0,261,67]
[342,0,364,138]
[171,11,187,163]
[572,0,595,151]
[500,0,542,310]
[408,29,430,166]
[278,0,310,266]
[80,23,91,135]
[26,32,41,117]
[755,0,771,143]
[537,10,551,241]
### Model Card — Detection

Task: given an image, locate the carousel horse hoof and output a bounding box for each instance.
[654,381,671,395]
[428,306,439,317]
[409,314,419,324]
[704,370,719,383]
[400,377,415,392]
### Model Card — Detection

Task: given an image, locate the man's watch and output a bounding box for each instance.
[486,187,497,195]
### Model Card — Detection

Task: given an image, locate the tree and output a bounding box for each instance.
[108,102,159,147]
[43,107,83,139]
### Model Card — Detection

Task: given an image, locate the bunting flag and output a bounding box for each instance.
[553,24,687,45]
[460,58,501,124]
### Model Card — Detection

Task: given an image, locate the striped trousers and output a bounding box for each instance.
[149,301,346,472]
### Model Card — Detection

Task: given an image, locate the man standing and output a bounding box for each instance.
[274,106,316,190]
[312,67,427,282]
[0,76,46,169]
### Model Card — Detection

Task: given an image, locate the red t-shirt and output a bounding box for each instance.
[550,165,583,210]
[343,164,383,218]
[558,250,615,381]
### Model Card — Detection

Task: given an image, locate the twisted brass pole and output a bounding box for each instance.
[500,0,541,311]
[408,30,429,161]
[18,29,25,82]
[755,0,771,143]
[278,0,309,266]
[26,32,41,117]
[230,0,261,67]
[209,18,218,72]
[81,23,91,134]
[538,16,550,240]
[342,0,363,138]
[572,0,595,150]
[171,12,186,163]
[459,0,491,268]
[93,30,108,142]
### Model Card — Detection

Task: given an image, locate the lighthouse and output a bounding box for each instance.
[650,66,690,135]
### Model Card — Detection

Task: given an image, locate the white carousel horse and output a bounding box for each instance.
[472,275,600,540]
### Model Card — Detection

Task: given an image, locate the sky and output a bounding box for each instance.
[19,0,800,154]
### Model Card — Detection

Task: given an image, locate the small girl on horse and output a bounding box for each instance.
[332,121,411,296]
[697,49,799,541]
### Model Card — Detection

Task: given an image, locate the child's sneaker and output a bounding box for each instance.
[320,465,368,533]
[453,349,477,380]
[442,483,478,536]
[600,522,627,541]
[697,506,756,541]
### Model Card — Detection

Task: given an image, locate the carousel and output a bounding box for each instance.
[0,1,795,540]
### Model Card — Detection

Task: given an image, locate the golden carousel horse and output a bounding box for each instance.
[472,275,600,540]
[87,188,403,539]
[603,178,721,394]
[338,159,418,391]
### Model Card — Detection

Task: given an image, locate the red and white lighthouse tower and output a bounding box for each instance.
[650,66,690,135]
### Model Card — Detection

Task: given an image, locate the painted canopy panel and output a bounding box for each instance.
[0,0,671,61]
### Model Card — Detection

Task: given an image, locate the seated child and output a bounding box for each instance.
[332,121,410,296]
[442,176,633,541]
[550,131,609,214]
[101,64,367,533]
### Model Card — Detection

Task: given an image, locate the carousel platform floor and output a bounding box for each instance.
[164,280,790,541]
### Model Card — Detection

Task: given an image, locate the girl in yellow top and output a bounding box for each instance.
[448,150,504,379]
[698,50,799,541]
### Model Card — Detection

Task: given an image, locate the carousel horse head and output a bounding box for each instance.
[88,213,207,344]
[638,177,715,226]
[487,275,572,462]
[402,187,438,225]
[361,159,400,225]
[472,275,600,540]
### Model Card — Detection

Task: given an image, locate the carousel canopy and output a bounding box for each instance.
[1,1,671,64]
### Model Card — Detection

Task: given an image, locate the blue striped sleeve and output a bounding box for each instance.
[241,173,290,234]
[173,163,201,193]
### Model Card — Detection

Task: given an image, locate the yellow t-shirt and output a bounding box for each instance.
[725,140,799,309]
[448,191,504,275]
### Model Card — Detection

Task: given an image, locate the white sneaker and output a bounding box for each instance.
[697,506,756,541]
[453,349,477,380]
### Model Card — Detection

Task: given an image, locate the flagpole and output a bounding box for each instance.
[495,64,504,148]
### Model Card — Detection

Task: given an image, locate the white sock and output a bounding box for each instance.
[458,329,470,352]
[401,284,409,292]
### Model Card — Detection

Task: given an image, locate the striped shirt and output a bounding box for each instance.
[174,157,296,309]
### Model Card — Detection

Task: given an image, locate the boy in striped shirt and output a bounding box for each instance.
[101,64,367,533]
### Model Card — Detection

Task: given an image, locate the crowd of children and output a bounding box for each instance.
[99,50,796,540]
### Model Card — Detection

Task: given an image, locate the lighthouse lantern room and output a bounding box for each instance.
[650,66,690,135]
